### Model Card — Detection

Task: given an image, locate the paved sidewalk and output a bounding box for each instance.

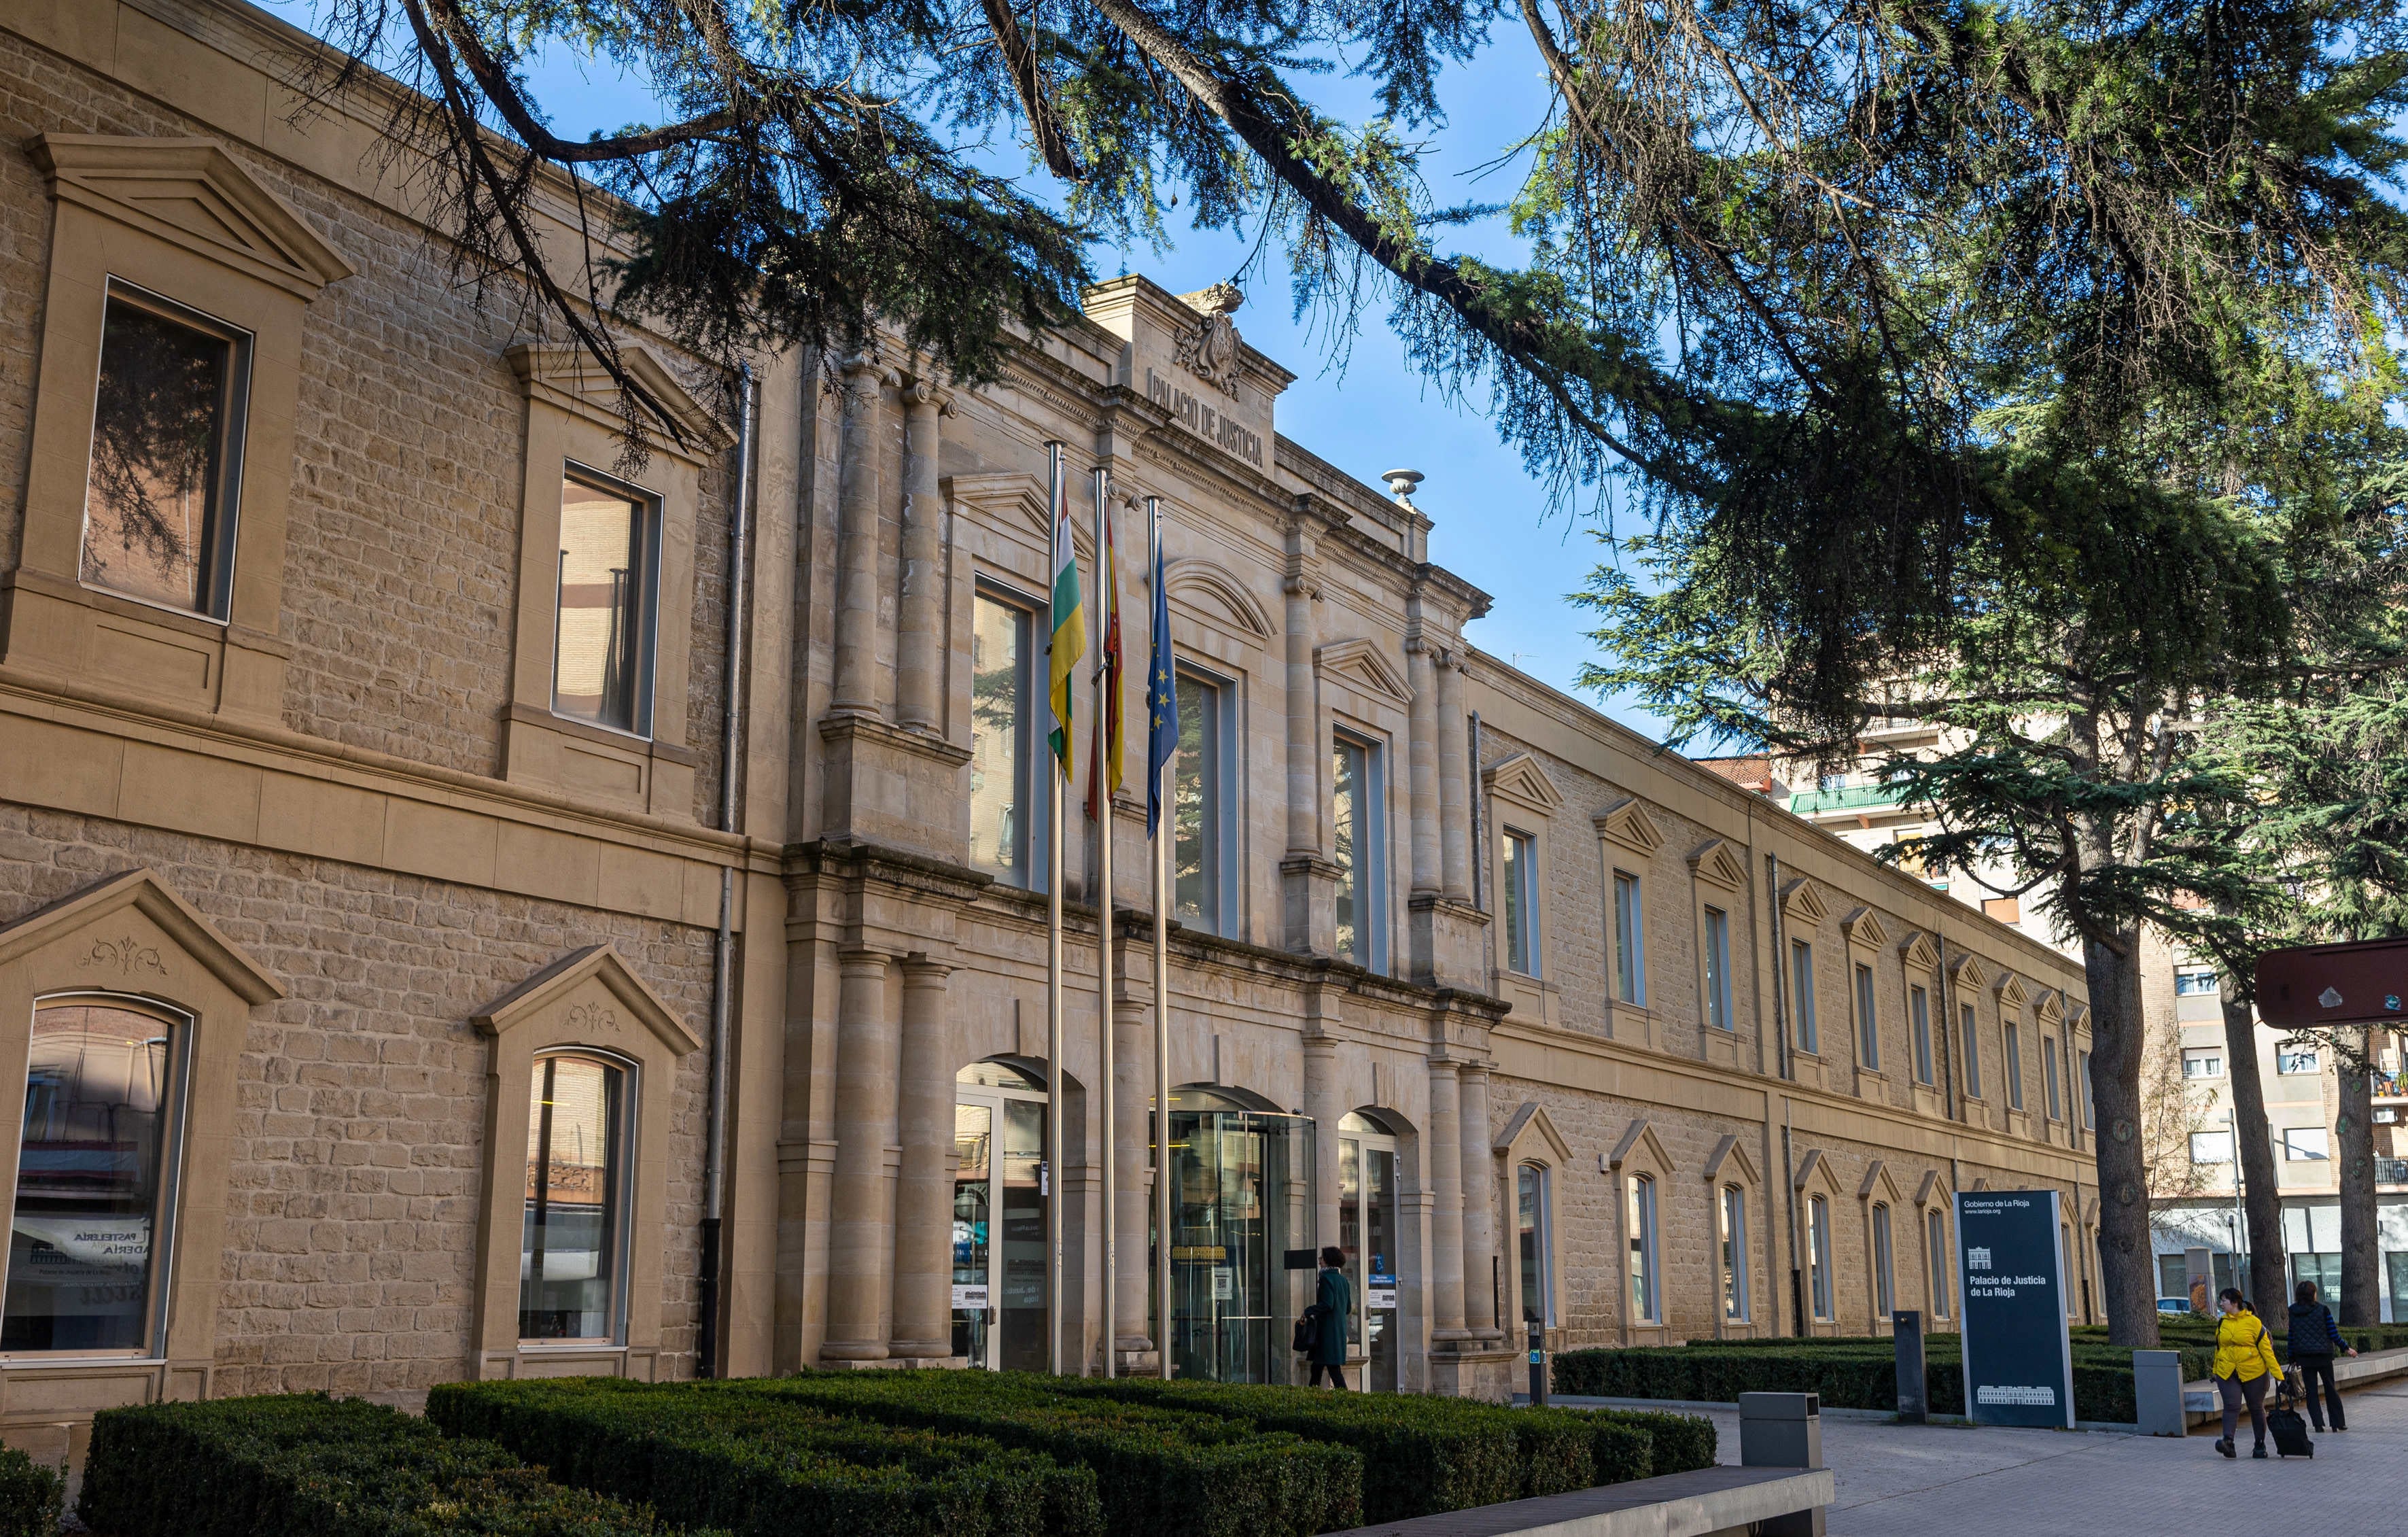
[1688,1381,2406,1535]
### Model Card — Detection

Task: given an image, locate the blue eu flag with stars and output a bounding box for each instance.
[1146,500,1179,838]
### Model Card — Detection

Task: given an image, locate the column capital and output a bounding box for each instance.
[901,378,955,415]
[898,952,954,984]
[840,347,897,386]
[836,946,892,977]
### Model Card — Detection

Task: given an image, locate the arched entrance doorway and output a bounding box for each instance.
[1338,1109,1402,1391]
[1165,1085,1314,1384]
[954,1058,1047,1369]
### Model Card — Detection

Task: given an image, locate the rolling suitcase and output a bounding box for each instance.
[2266,1377,2314,1459]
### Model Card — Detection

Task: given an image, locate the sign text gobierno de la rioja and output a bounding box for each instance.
[1955,1190,2075,1428]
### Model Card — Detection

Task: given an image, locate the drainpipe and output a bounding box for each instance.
[697,365,756,1379]
[1468,712,1486,914]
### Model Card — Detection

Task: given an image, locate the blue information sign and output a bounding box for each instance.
[1955,1190,2074,1428]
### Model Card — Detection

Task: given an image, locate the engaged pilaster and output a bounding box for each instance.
[823,948,896,1360]
[831,351,894,716]
[1457,1061,1502,1342]
[896,379,952,732]
[888,955,955,1360]
[1425,1055,1469,1341]
[1112,985,1154,1367]
[1406,636,1442,896]
[1435,651,1470,903]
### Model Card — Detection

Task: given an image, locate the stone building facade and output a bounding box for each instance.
[0,0,2095,1460]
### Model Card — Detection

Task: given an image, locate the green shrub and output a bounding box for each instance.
[740,1374,1360,1537]
[429,1377,1092,1537]
[0,1443,63,1537]
[77,1393,693,1537]
[1580,1408,1716,1475]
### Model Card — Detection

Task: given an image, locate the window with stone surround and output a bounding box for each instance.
[2004,1020,2025,1110]
[1910,984,1934,1084]
[1871,1203,1895,1321]
[1924,1205,1951,1317]
[1961,1003,1983,1097]
[1502,829,1539,977]
[1516,1163,1554,1326]
[1174,668,1236,936]
[1854,963,1880,1070]
[1720,1184,1749,1322]
[1790,940,1817,1053]
[970,589,1041,886]
[1807,1194,1834,1320]
[1702,906,1734,1031]
[552,470,660,738]
[519,1051,633,1343]
[1613,871,1646,1005]
[2043,1038,2062,1120]
[1331,731,1387,972]
[1626,1174,1660,1324]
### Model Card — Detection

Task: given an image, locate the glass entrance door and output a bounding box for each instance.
[954,1061,1047,1370]
[1166,1094,1314,1383]
[1338,1113,1401,1391]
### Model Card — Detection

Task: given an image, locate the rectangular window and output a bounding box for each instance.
[1516,1164,1552,1326]
[1910,984,1934,1084]
[1720,1185,1749,1321]
[1331,733,1386,972]
[1807,1195,1834,1320]
[969,593,1038,884]
[553,470,659,735]
[1873,1205,1895,1319]
[520,1054,630,1341]
[2174,969,2220,997]
[2043,1039,2062,1120]
[2282,1127,2331,1162]
[1173,670,1225,932]
[2191,1130,2233,1164]
[80,283,251,618]
[1503,829,1539,976]
[1961,1003,1983,1097]
[1790,940,1817,1053]
[1702,907,1734,1031]
[5,1000,187,1352]
[1981,897,2021,925]
[2182,1048,2224,1080]
[1613,871,1646,1005]
[1925,1207,1950,1317]
[2005,1021,2025,1110]
[1855,963,1879,1069]
[2079,1050,2094,1128]
[2277,1048,2320,1075]
[1627,1175,1660,1324]
[2295,1252,2343,1298]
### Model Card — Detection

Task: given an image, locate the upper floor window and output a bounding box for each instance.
[5,998,186,1353]
[1961,1003,1983,1097]
[970,591,1040,885]
[1981,897,2021,925]
[552,469,659,736]
[1702,905,1734,1031]
[1502,829,1540,976]
[2079,1049,2094,1128]
[1331,733,1386,971]
[1855,962,1880,1069]
[1612,871,1647,1005]
[2174,969,2220,996]
[2182,1048,2224,1079]
[521,1052,632,1342]
[2005,1020,2025,1110]
[2043,1038,2063,1120]
[1720,1184,1749,1321]
[1516,1164,1553,1326]
[2190,1130,2233,1164]
[1173,669,1232,934]
[1790,940,1817,1053]
[1910,984,1934,1084]
[1626,1174,1660,1324]
[2277,1047,2320,1076]
[81,283,251,619]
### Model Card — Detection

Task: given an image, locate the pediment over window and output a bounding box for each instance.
[1993,971,2029,1009]
[0,868,283,1003]
[1608,1117,1675,1175]
[1494,1101,1573,1167]
[1842,906,1890,949]
[1858,1158,1907,1206]
[1915,1169,1949,1209]
[1164,557,1275,640]
[474,944,701,1056]
[1781,876,1830,927]
[1703,1133,1761,1188]
[1951,953,1991,991]
[1688,839,1747,891]
[1792,1147,1845,1197]
[2067,1004,2090,1033]
[508,341,732,460]
[1484,753,1564,814]
[1594,797,1664,857]
[32,134,354,299]
[948,470,1094,562]
[1900,930,1941,971]
[1316,638,1413,708]
[2036,990,2065,1025]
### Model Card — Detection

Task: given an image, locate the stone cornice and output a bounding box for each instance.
[781,837,993,905]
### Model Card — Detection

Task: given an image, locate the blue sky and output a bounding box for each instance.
[267,5,1664,733]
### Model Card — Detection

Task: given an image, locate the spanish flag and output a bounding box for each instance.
[1047,447,1084,778]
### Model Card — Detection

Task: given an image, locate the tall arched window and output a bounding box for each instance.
[519,1052,633,1342]
[5,997,186,1353]
[1872,1203,1895,1319]
[1720,1185,1749,1322]
[1626,1175,1660,1324]
[1925,1207,1951,1319]
[1807,1194,1834,1322]
[1516,1164,1553,1326]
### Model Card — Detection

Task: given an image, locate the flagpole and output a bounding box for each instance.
[1093,465,1116,1381]
[1148,495,1174,1381]
[1045,441,1067,1378]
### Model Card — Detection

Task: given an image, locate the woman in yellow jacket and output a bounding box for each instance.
[2211,1288,2288,1458]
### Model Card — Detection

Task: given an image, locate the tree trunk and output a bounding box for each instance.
[2084,928,2161,1345]
[2218,984,2288,1313]
[2337,1025,2381,1325]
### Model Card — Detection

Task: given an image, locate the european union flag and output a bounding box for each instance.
[1146,498,1179,837]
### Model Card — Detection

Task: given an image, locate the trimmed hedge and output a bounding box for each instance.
[738,1374,1361,1537]
[429,1377,1096,1537]
[1577,1406,1717,1476]
[77,1393,697,1537]
[0,1443,62,1537]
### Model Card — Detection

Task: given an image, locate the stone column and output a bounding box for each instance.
[1113,992,1153,1362]
[1302,1027,1342,1254]
[1435,652,1470,903]
[831,352,890,716]
[1406,639,1442,897]
[888,956,954,1360]
[896,380,952,733]
[1457,1062,1501,1341]
[823,948,896,1359]
[1282,554,1319,859]
[1425,1056,1469,1341]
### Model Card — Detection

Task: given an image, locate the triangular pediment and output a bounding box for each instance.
[1164,556,1274,640]
[1843,906,1891,949]
[474,944,701,1056]
[1609,1117,1675,1175]
[1594,797,1664,857]
[1781,876,1831,927]
[1994,971,2029,1008]
[2036,990,2065,1025]
[2067,1004,2090,1033]
[1703,1133,1762,1188]
[1951,953,1991,990]
[1494,1101,1573,1167]
[1858,1158,1907,1206]
[1900,930,1941,971]
[508,341,732,459]
[1915,1169,1949,1209]
[33,134,354,299]
[1484,752,1564,814]
[1792,1147,1845,1196]
[1316,638,1413,708]
[0,869,283,1003]
[1688,838,1747,891]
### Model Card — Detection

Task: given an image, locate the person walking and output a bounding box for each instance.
[2285,1280,2358,1433]
[2210,1288,2286,1459]
[1308,1246,1353,1389]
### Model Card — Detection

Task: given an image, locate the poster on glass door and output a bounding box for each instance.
[1955,1190,2075,1428]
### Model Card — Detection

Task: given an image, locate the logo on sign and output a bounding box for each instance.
[2320,986,2345,1008]
[1968,1246,1993,1272]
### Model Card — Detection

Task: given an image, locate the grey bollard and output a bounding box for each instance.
[1739,1392,1826,1537]
[1894,1310,1927,1423]
[2132,1350,2187,1437]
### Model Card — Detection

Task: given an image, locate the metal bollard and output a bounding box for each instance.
[1894,1309,1927,1423]
[1739,1392,1825,1537]
[1526,1317,1549,1406]
[2132,1350,2187,1437]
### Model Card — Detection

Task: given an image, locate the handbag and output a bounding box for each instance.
[1293,1304,1328,1355]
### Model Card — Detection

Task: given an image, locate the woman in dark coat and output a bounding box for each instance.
[1310,1245,1353,1388]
